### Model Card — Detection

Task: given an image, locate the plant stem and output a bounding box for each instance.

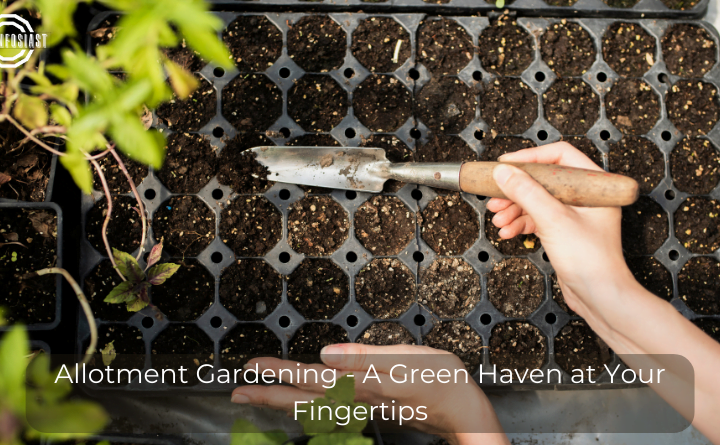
[110,147,147,261]
[2,115,66,156]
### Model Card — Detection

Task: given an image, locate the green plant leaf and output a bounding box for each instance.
[14,94,48,129]
[26,399,109,438]
[31,0,86,46]
[146,242,163,269]
[338,403,370,434]
[126,298,148,312]
[109,115,165,169]
[104,281,136,304]
[100,341,116,366]
[164,59,198,99]
[27,354,72,404]
[147,263,180,285]
[0,307,6,326]
[326,374,356,405]
[308,433,373,445]
[60,150,93,194]
[230,419,287,445]
[496,0,505,7]
[50,104,73,127]
[113,248,145,282]
[298,398,338,435]
[0,325,30,411]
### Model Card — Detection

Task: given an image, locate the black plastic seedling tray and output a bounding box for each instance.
[77,12,720,392]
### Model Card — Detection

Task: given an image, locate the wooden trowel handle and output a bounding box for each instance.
[459,162,639,207]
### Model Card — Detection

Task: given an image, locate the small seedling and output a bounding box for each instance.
[496,0,505,7]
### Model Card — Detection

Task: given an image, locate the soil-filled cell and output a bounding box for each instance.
[602,23,657,78]
[0,124,52,202]
[288,196,349,256]
[156,133,217,194]
[220,259,281,321]
[480,78,537,135]
[678,257,720,315]
[667,81,720,137]
[217,133,275,194]
[91,324,145,385]
[626,256,673,301]
[608,137,664,194]
[490,322,547,372]
[419,258,481,318]
[670,138,720,195]
[660,0,700,9]
[87,195,145,254]
[605,79,660,135]
[694,318,720,343]
[543,79,599,135]
[621,197,668,256]
[222,74,282,132]
[662,24,717,78]
[421,193,479,255]
[563,137,603,167]
[220,196,282,257]
[354,195,416,256]
[156,76,216,131]
[289,323,349,355]
[488,258,544,318]
[85,261,134,322]
[152,196,215,257]
[351,17,411,73]
[288,16,346,73]
[554,320,612,379]
[674,197,720,254]
[353,75,411,132]
[356,258,415,319]
[360,135,413,192]
[602,0,640,9]
[423,321,483,373]
[417,18,473,75]
[151,324,214,386]
[480,136,534,161]
[552,274,576,316]
[415,77,477,134]
[164,40,205,73]
[357,322,415,345]
[288,259,349,320]
[221,324,282,368]
[485,211,541,256]
[417,134,476,163]
[92,149,148,194]
[288,75,346,132]
[223,16,282,72]
[478,16,534,76]
[541,21,596,77]
[151,259,213,321]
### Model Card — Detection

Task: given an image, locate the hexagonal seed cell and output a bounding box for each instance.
[151,324,214,386]
[220,196,282,257]
[670,138,720,195]
[554,320,613,379]
[353,75,411,132]
[551,273,576,316]
[421,193,479,256]
[287,15,346,72]
[220,323,282,369]
[289,323,349,356]
[478,15,534,76]
[666,80,720,137]
[223,15,282,72]
[359,135,413,192]
[485,211,541,256]
[222,74,282,132]
[543,78,599,135]
[480,136,534,161]
[357,322,415,345]
[621,197,668,256]
[156,76,216,131]
[288,75,346,132]
[561,136,603,167]
[92,324,145,384]
[288,259,349,320]
[626,256,673,301]
[288,196,349,256]
[603,0,640,9]
[419,258,481,318]
[488,258,544,318]
[660,0,700,9]
[217,133,275,194]
[608,137,664,194]
[541,22,596,77]
[354,195,416,256]
[693,318,720,343]
[662,24,717,77]
[415,77,477,134]
[92,149,148,194]
[602,23,656,78]
[156,133,217,194]
[605,79,660,135]
[674,197,720,254]
[678,257,720,315]
[151,259,213,321]
[490,321,547,373]
[480,78,537,135]
[163,39,205,73]
[351,17,411,73]
[220,259,282,321]
[423,321,483,373]
[355,258,415,319]
[152,196,216,257]
[87,195,145,254]
[85,260,134,322]
[417,134,476,163]
[417,18,473,75]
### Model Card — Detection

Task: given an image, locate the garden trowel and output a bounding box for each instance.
[250,146,639,207]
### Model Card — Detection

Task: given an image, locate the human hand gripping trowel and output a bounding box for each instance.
[250,146,639,207]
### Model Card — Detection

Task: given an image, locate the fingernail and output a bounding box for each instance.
[493,164,513,186]
[231,394,251,404]
[320,345,344,366]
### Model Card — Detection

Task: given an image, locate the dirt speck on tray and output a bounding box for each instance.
[541,21,596,77]
[480,136,534,161]
[163,39,205,73]
[220,196,281,256]
[222,74,282,132]
[562,136,603,167]
[223,16,282,72]
[221,324,282,369]
[156,133,217,194]
[351,17,411,73]
[609,137,664,194]
[289,323,349,357]
[621,197,668,256]
[670,138,720,195]
[417,134,476,163]
[217,133,274,194]
[490,322,546,372]
[289,259,348,320]
[353,75,412,132]
[360,134,413,192]
[287,16,346,72]
[480,78,537,135]
[85,261,134,322]
[0,124,52,202]
[220,259,281,321]
[605,79,660,135]
[152,196,215,257]
[152,259,213,321]
[543,79,599,135]
[488,258,544,318]
[678,257,720,315]
[152,324,214,386]
[356,258,415,319]
[602,23,656,77]
[552,274,576,316]
[674,197,720,254]
[421,193,479,255]
[415,77,477,134]
[357,322,415,345]
[478,15,534,76]
[423,321,483,373]
[485,211,541,256]
[555,320,612,378]
[156,76,216,131]
[354,195,415,256]
[288,75,346,132]
[693,318,720,343]
[419,258,481,318]
[666,81,720,137]
[626,256,673,301]
[289,196,349,255]
[662,24,717,77]
[92,148,148,194]
[417,18,473,75]
[87,195,144,254]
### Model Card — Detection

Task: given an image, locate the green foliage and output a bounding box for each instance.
[496,0,505,7]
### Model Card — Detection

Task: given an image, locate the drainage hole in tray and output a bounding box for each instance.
[537,130,548,141]
[279,127,290,138]
[279,189,291,200]
[142,317,154,328]
[600,130,611,141]
[211,252,223,263]
[345,128,356,139]
[279,67,291,79]
[346,251,357,262]
[474,130,484,140]
[535,72,545,82]
[596,72,607,82]
[279,315,291,328]
[408,68,419,80]
[669,250,680,261]
[410,128,421,139]
[279,252,291,263]
[545,313,557,325]
[213,67,225,78]
[478,251,490,262]
[344,68,355,79]
[212,189,223,200]
[210,316,223,328]
[665,190,676,200]
[480,313,492,325]
[473,71,482,81]
[413,251,424,262]
[658,73,670,84]
[347,315,359,327]
[144,189,156,200]
[345,190,357,200]
[661,131,672,141]
[414,314,426,326]
[542,252,550,262]
[411,189,423,200]
[213,127,224,138]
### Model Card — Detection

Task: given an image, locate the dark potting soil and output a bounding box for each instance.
[360,134,413,192]
[563,136,603,167]
[87,195,144,254]
[353,75,412,132]
[152,196,215,257]
[478,15,534,76]
[357,322,415,345]
[221,324,283,369]
[288,196,349,255]
[163,39,205,73]
[0,209,56,324]
[666,81,720,137]
[0,123,52,202]
[92,149,148,194]
[288,75,346,132]
[151,259,213,321]
[678,256,720,315]
[287,134,340,147]
[156,133,217,194]
[351,17,411,73]
[674,197,720,254]
[217,133,274,194]
[487,258,544,318]
[552,274,576,316]
[354,195,415,256]
[480,78,538,135]
[287,16,346,73]
[544,0,578,6]
[220,196,282,256]
[85,261,136,322]
[417,18,473,75]
[543,79,599,135]
[660,0,700,9]
[602,23,657,78]
[670,138,720,195]
[155,76,216,131]
[421,193,479,255]
[605,79,660,136]
[621,196,668,256]
[693,318,720,343]
[485,211,541,256]
[419,258,481,318]
[92,324,145,385]
[415,77,477,134]
[223,16,282,72]
[151,324,214,386]
[662,24,717,78]
[480,136,534,161]
[541,21,596,77]
[423,321,483,373]
[626,256,673,301]
[417,134,476,163]
[554,320,612,378]
[356,258,415,318]
[490,322,547,372]
[219,259,282,321]
[288,259,349,320]
[289,323,349,356]
[603,0,640,10]
[608,137,664,194]
[222,74,283,132]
